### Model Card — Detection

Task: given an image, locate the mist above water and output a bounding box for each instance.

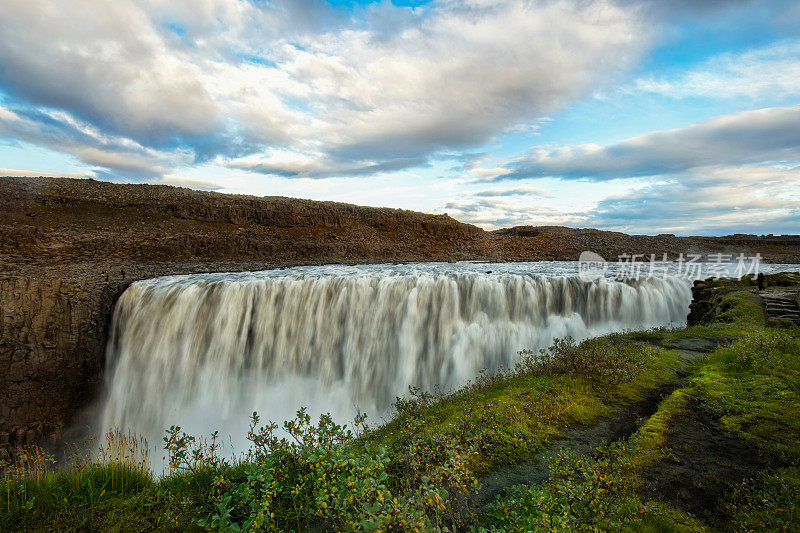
[99,262,697,454]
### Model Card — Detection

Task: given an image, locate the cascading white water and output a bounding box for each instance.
[99,264,691,451]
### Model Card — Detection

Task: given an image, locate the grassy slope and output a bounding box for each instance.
[2,274,799,531]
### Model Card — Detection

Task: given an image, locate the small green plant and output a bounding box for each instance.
[393,385,441,417]
[164,427,228,475]
[724,467,800,531]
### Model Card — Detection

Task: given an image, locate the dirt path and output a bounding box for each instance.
[471,337,729,510]
[472,381,679,508]
[641,398,773,528]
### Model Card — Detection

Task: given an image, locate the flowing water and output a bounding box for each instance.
[96,261,796,454]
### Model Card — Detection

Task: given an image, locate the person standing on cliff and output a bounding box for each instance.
[756,272,765,291]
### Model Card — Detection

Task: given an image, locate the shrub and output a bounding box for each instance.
[725,467,800,531]
[162,408,477,531]
[517,335,654,386]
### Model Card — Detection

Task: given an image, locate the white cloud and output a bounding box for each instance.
[474,186,552,198]
[225,149,428,178]
[440,183,568,229]
[442,196,585,229]
[632,39,800,100]
[0,0,650,177]
[0,104,190,176]
[297,0,647,160]
[446,105,800,233]
[0,168,96,178]
[153,176,223,190]
[588,165,800,234]
[444,164,800,233]
[0,1,224,140]
[505,105,800,181]
[3,0,797,235]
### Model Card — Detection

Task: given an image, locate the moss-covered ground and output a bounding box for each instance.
[2,273,799,531]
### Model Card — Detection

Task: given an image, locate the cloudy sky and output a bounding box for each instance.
[1,0,799,235]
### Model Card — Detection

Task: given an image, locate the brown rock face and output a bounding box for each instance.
[0,275,123,447]
[1,176,798,449]
[0,176,486,265]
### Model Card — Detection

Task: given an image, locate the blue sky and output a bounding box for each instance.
[1,0,799,235]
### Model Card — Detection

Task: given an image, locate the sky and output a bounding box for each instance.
[1,0,799,235]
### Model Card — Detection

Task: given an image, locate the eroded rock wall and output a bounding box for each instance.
[0,275,124,449]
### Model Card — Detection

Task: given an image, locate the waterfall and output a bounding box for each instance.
[99,266,690,450]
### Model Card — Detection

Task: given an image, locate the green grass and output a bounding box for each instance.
[480,444,708,533]
[694,332,800,461]
[724,466,800,531]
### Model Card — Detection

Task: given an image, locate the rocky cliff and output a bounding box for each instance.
[0,176,486,265]
[0,275,120,448]
[1,176,799,452]
[687,272,800,327]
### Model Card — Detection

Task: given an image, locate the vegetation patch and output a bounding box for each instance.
[481,443,706,532]
[695,332,800,461]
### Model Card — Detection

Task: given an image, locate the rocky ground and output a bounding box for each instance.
[760,288,800,326]
[1,175,799,455]
[2,176,799,271]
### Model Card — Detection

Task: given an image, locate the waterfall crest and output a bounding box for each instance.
[99,267,690,446]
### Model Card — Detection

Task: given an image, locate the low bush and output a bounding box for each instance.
[162,408,477,531]
[517,334,655,386]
